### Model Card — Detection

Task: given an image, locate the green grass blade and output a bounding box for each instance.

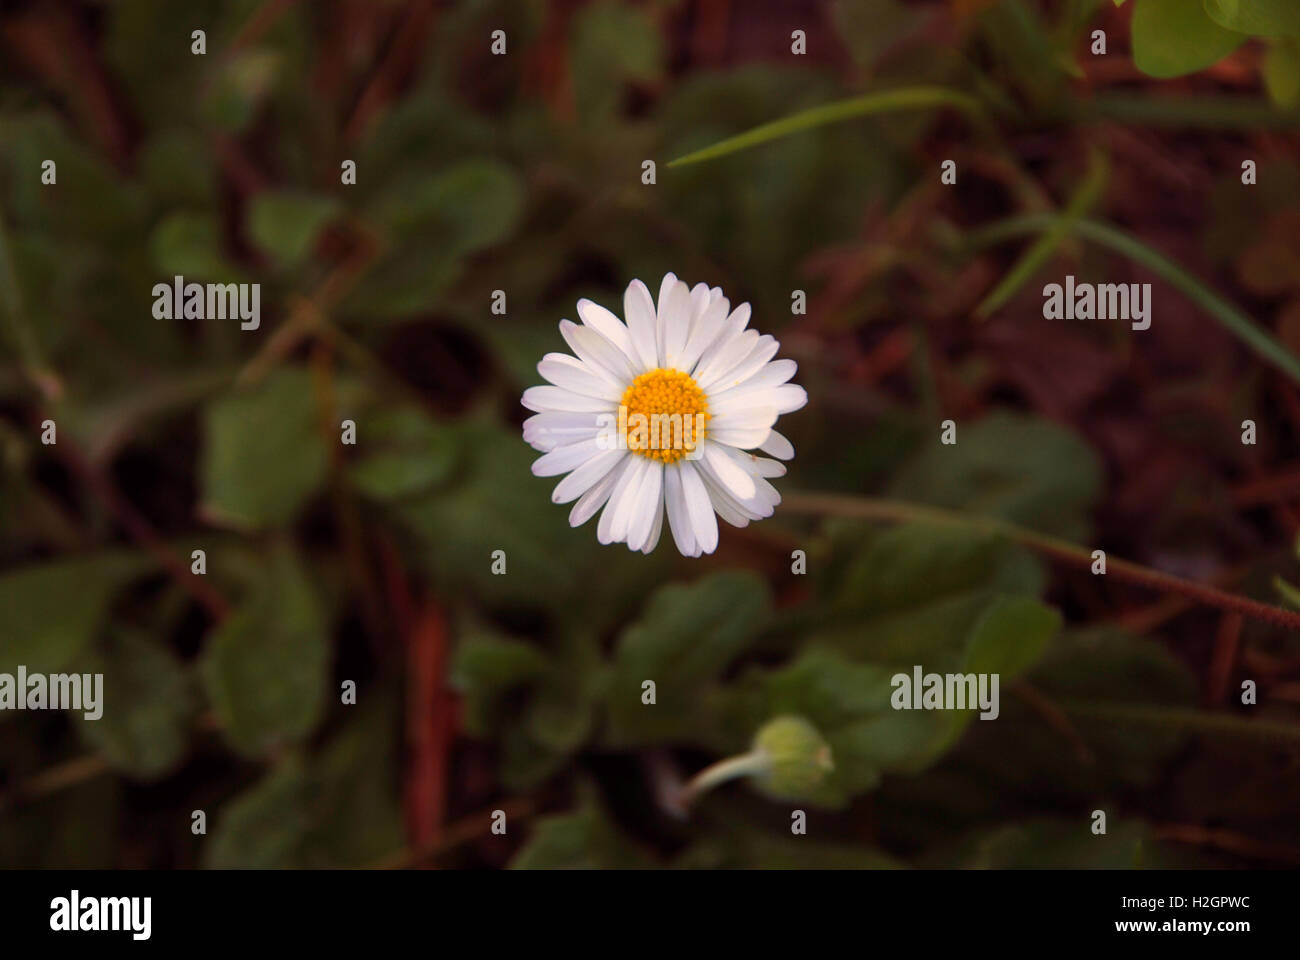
[666,86,985,169]
[975,147,1109,319]
[966,213,1300,384]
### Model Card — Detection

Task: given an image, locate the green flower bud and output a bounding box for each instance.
[752,715,834,800]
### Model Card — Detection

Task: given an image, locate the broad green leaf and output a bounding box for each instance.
[203,758,313,868]
[605,571,771,744]
[452,632,550,737]
[964,595,1061,678]
[1131,0,1245,79]
[204,696,401,867]
[390,420,670,616]
[886,412,1101,541]
[368,159,523,251]
[510,791,652,869]
[76,628,197,779]
[352,159,523,316]
[248,190,340,267]
[924,817,1198,868]
[0,552,150,674]
[1204,0,1300,37]
[716,591,1059,809]
[894,629,1197,818]
[150,212,238,281]
[571,1,663,124]
[347,407,459,502]
[200,548,330,757]
[200,368,328,530]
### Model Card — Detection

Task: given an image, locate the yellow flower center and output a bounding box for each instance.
[619,368,710,464]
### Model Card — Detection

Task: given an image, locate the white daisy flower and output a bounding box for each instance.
[521,274,807,556]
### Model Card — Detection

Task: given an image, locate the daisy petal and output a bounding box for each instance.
[598,459,643,545]
[678,460,718,554]
[624,279,659,372]
[570,455,628,527]
[628,460,663,551]
[551,448,627,503]
[523,411,602,451]
[531,437,605,477]
[664,463,697,557]
[577,298,635,358]
[694,328,758,391]
[522,385,612,413]
[559,320,636,384]
[538,354,622,401]
[640,492,665,554]
[708,404,778,450]
[701,441,756,501]
[659,277,693,370]
[772,384,809,414]
[699,336,781,393]
[759,428,794,461]
[572,455,626,528]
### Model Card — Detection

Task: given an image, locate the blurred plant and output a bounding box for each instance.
[1,0,1299,872]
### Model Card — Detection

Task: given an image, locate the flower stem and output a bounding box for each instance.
[680,750,770,805]
[781,491,1300,633]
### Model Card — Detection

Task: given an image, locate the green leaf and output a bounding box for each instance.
[75,628,197,779]
[886,412,1101,541]
[605,571,772,745]
[571,1,663,124]
[925,818,1188,868]
[200,368,328,530]
[247,190,340,267]
[353,159,523,316]
[199,547,330,757]
[1204,0,1300,37]
[204,694,402,867]
[719,590,1059,808]
[666,86,983,168]
[347,407,459,502]
[964,595,1061,678]
[369,160,523,252]
[150,212,238,281]
[201,49,280,133]
[203,758,313,868]
[0,552,150,674]
[1264,39,1300,107]
[390,420,670,615]
[1131,0,1245,79]
[451,632,550,737]
[510,790,652,869]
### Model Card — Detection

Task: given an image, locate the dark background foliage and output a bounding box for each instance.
[2,0,1300,869]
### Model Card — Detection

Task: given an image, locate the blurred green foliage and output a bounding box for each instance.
[0,0,1297,871]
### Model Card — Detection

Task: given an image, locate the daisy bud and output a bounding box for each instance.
[681,715,833,807]
[752,715,834,800]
